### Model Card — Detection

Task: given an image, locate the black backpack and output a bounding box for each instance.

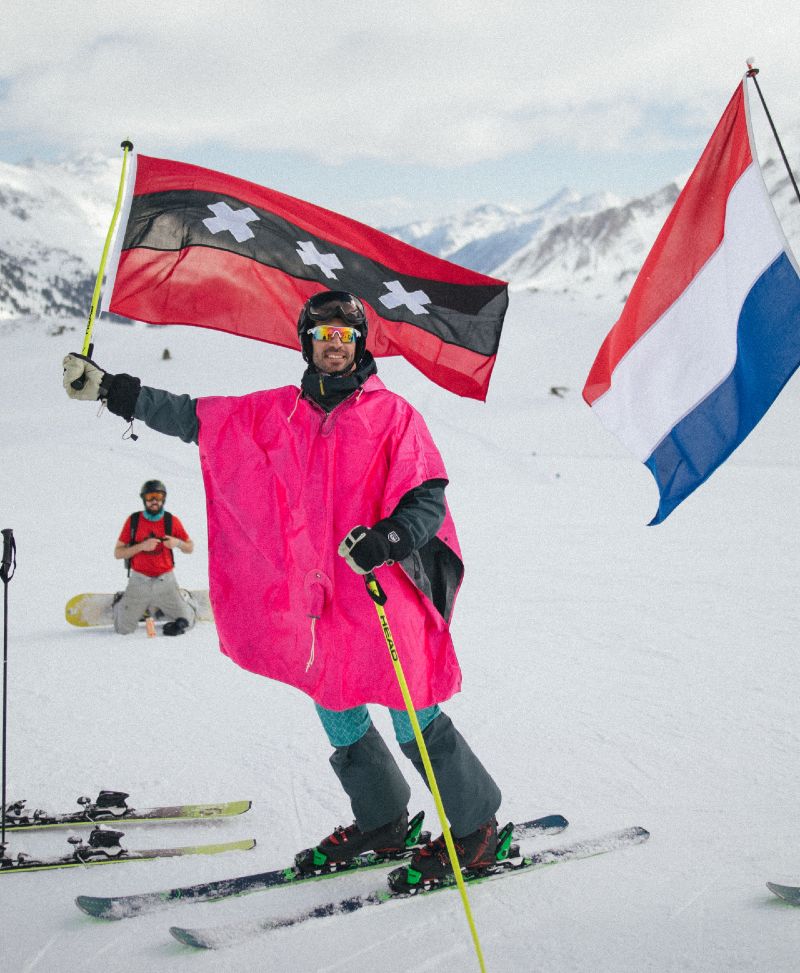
[125,511,174,575]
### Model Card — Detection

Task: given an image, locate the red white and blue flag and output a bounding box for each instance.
[100,155,508,401]
[583,78,800,523]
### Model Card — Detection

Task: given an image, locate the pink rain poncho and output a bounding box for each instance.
[195,375,464,711]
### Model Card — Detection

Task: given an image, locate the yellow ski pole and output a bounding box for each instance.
[79,138,134,359]
[364,573,487,973]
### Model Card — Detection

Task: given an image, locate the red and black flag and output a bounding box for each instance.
[101,154,508,400]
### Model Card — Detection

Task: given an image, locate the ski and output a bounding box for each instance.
[168,825,648,950]
[1,829,256,875]
[76,812,568,920]
[766,882,800,905]
[3,790,251,831]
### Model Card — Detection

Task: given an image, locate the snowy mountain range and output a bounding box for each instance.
[1,133,799,319]
[0,154,123,318]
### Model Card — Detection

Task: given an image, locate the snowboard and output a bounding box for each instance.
[65,590,213,628]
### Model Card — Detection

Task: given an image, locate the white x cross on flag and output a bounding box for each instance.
[202,201,260,243]
[379,280,431,315]
[296,241,344,280]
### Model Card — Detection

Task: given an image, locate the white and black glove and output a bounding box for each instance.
[338,519,413,575]
[62,353,112,401]
[62,352,141,421]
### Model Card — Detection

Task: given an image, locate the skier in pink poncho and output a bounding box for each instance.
[63,290,502,890]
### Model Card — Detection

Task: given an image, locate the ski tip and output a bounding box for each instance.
[170,926,211,949]
[766,882,800,904]
[542,814,569,829]
[75,895,117,920]
[229,837,257,852]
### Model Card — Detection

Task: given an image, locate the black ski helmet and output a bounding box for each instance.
[140,479,167,500]
[297,291,368,366]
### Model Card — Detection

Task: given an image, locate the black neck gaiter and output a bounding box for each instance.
[301,352,378,413]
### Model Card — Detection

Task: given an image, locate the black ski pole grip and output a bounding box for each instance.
[0,529,14,583]
[70,343,94,391]
[364,573,387,606]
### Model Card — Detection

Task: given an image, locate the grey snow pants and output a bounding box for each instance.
[113,569,197,635]
[329,712,501,836]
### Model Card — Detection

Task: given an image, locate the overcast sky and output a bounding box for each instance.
[2,2,798,224]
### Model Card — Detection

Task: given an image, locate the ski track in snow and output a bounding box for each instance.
[2,293,800,971]
[20,935,63,973]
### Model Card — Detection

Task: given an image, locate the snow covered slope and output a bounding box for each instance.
[2,294,800,971]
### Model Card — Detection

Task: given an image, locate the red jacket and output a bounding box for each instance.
[119,512,189,578]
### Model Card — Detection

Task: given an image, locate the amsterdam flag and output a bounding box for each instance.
[101,154,508,400]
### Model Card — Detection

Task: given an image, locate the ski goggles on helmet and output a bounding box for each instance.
[305,292,366,326]
[305,325,362,344]
[143,492,165,502]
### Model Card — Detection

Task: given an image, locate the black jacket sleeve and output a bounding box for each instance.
[385,479,447,552]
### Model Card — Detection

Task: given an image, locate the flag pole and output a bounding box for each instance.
[746,61,800,207]
[79,139,134,358]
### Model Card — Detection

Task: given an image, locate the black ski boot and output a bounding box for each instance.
[295,810,409,874]
[163,617,189,636]
[388,817,498,893]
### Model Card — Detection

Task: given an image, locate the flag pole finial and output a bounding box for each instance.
[746,58,758,77]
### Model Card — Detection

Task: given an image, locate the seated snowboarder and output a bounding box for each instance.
[113,480,196,636]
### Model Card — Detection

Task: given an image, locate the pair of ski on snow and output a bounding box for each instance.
[0,791,255,872]
[67,807,652,951]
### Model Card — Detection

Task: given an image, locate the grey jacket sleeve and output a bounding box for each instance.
[388,479,447,551]
[134,386,200,445]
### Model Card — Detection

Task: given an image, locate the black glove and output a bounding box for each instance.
[105,373,142,422]
[338,519,413,575]
[62,352,141,422]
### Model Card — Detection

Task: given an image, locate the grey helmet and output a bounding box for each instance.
[140,479,167,500]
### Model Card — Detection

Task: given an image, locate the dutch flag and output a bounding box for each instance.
[583,77,800,524]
